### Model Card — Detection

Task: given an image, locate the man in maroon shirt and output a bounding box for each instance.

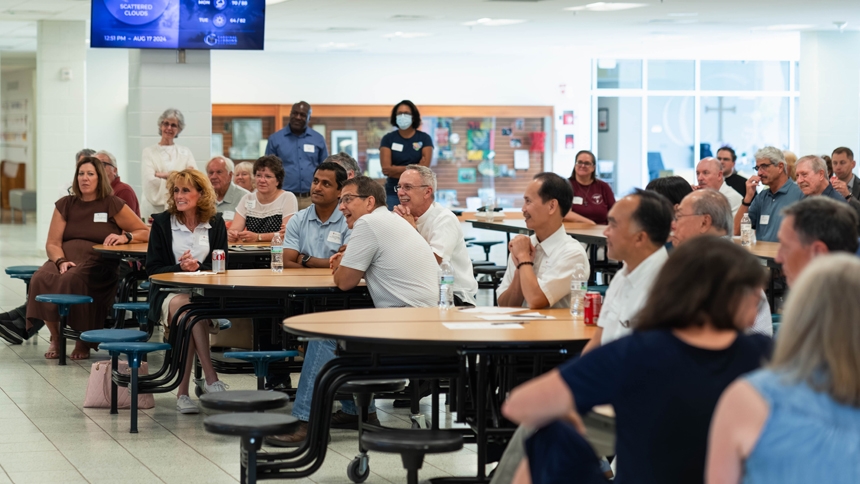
[95,150,140,217]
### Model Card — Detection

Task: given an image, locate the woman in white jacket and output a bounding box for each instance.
[141,108,197,218]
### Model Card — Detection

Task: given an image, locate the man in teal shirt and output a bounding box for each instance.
[734,146,803,242]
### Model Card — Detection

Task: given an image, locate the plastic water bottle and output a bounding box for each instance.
[570,263,587,319]
[438,261,455,309]
[270,232,283,273]
[740,213,752,247]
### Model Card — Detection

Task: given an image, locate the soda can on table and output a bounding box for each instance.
[584,292,602,326]
[212,249,226,273]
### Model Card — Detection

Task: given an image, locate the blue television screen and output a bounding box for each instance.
[91,0,265,50]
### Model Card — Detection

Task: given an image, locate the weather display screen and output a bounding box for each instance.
[91,0,265,50]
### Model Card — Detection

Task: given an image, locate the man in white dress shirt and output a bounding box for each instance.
[393,165,478,306]
[672,189,772,336]
[582,189,674,353]
[695,157,742,219]
[497,172,589,309]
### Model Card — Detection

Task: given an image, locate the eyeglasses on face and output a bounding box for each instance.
[161,121,179,129]
[753,162,773,172]
[339,194,368,205]
[575,161,594,167]
[394,184,429,192]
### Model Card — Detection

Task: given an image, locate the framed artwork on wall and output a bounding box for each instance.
[331,130,359,159]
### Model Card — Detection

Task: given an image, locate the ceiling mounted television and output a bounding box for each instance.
[91,0,265,50]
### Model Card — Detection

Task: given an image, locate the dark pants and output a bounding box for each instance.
[526,421,607,484]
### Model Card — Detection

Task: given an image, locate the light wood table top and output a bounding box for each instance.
[456,211,525,223]
[151,271,343,290]
[731,237,779,265]
[469,219,608,245]
[283,307,595,346]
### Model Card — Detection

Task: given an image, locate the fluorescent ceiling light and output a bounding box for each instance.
[383,31,431,38]
[462,18,526,27]
[758,24,816,31]
[565,2,647,12]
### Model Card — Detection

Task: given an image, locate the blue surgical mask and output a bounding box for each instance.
[396,114,413,130]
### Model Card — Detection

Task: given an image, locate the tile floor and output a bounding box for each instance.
[0,219,495,484]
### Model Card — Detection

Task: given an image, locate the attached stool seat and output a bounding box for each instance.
[338,380,408,483]
[468,240,503,261]
[34,294,92,365]
[473,265,507,306]
[113,302,151,333]
[361,429,464,484]
[98,341,170,433]
[200,390,289,412]
[772,314,782,336]
[139,280,151,291]
[5,265,40,293]
[223,350,300,390]
[204,413,300,484]
[81,329,148,415]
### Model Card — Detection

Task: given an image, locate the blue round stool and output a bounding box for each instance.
[5,265,40,295]
[81,329,148,415]
[113,302,151,333]
[223,350,300,390]
[139,280,151,291]
[34,294,92,365]
[98,341,171,433]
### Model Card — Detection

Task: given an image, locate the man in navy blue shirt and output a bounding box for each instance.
[794,155,849,203]
[265,101,328,210]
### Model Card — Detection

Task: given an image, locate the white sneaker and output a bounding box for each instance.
[205,380,229,393]
[176,395,199,414]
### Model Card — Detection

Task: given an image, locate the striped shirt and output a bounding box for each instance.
[340,207,438,308]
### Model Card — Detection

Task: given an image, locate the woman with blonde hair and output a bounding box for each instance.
[707,253,860,483]
[145,168,229,414]
[233,161,255,192]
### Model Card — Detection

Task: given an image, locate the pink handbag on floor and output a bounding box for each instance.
[83,360,155,409]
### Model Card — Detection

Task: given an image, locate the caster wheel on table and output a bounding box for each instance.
[347,456,370,483]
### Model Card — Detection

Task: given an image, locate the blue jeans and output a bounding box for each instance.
[291,339,376,421]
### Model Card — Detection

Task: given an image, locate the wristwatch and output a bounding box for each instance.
[301,254,311,267]
[124,231,133,243]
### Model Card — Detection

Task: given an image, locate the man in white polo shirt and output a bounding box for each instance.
[394,164,478,306]
[498,172,589,309]
[695,157,742,218]
[266,176,437,447]
[582,189,673,353]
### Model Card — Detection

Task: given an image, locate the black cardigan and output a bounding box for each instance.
[146,211,228,326]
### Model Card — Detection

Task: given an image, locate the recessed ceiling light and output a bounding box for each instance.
[564,2,647,12]
[757,24,816,31]
[462,18,526,26]
[383,31,431,39]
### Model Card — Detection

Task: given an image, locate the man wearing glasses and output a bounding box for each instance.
[733,146,803,242]
[95,150,140,217]
[393,165,478,306]
[267,176,437,447]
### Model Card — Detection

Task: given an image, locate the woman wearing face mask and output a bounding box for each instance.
[380,100,434,209]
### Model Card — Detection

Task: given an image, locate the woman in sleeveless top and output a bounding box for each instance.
[708,253,860,484]
[27,157,149,360]
[228,155,297,243]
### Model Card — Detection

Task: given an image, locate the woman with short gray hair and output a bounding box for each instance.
[141,108,197,217]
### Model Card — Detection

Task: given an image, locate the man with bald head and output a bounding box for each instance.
[206,156,249,218]
[265,101,329,210]
[95,150,140,217]
[695,156,742,218]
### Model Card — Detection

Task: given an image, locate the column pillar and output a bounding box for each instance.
[799,31,860,156]
[35,20,87,245]
[127,49,211,219]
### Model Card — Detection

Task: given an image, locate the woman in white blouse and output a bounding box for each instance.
[228,155,297,243]
[141,108,197,218]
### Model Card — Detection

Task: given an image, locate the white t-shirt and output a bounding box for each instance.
[141,144,197,216]
[236,191,298,233]
[340,207,438,308]
[415,202,479,305]
[497,224,590,309]
[719,180,744,219]
[598,246,669,345]
[169,215,212,264]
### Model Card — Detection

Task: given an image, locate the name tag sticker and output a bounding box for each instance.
[224,211,235,221]
[199,234,209,246]
[391,143,404,152]
[245,199,256,210]
[93,212,108,223]
[303,144,315,153]
[572,196,584,205]
[327,231,342,244]
[760,215,770,225]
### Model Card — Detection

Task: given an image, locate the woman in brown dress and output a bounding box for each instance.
[27,157,149,360]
